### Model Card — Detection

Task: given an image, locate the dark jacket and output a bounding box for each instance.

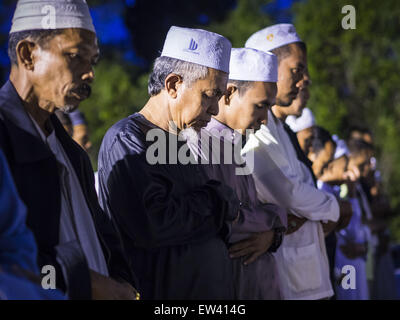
[0,80,136,299]
[98,113,240,299]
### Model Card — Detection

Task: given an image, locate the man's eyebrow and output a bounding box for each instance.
[63,44,100,59]
[63,43,97,51]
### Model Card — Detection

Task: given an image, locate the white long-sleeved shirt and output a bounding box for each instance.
[242,110,340,300]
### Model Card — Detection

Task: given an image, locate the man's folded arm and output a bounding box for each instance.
[102,151,239,248]
[231,202,286,235]
[245,139,339,223]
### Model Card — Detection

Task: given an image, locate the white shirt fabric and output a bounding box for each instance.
[29,114,109,277]
[242,110,340,300]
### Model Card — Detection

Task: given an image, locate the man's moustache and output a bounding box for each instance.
[71,83,92,99]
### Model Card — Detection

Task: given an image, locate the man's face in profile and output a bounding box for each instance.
[28,28,99,113]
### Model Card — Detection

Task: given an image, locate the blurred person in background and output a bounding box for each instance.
[55,109,92,152]
[333,138,374,300]
[348,129,398,299]
[286,106,315,157]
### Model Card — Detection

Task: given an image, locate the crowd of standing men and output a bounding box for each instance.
[0,0,398,300]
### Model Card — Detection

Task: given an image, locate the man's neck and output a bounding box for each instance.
[213,108,230,130]
[139,95,178,134]
[271,105,288,122]
[9,70,53,135]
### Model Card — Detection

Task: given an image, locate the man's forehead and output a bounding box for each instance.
[203,69,228,87]
[282,43,307,63]
[208,68,228,80]
[51,28,98,49]
[250,81,275,96]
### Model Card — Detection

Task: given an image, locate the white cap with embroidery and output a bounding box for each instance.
[245,23,302,53]
[229,48,278,82]
[285,107,315,133]
[161,26,232,73]
[10,0,95,34]
[332,135,350,159]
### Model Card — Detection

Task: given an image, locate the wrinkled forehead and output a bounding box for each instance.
[47,28,98,52]
[207,68,228,84]
[282,43,307,65]
[195,67,228,91]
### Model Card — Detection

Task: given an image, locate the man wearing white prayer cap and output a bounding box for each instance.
[0,0,139,300]
[246,23,308,107]
[98,26,241,299]
[188,47,286,299]
[286,107,316,154]
[286,107,316,134]
[242,24,340,300]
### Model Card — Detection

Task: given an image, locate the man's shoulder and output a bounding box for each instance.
[100,113,147,157]
[0,104,11,153]
[0,81,15,113]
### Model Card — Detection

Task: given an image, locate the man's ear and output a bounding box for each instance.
[16,39,36,71]
[165,73,183,99]
[224,83,238,105]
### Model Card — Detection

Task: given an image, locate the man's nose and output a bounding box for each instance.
[82,67,95,83]
[258,110,268,125]
[302,75,311,88]
[300,70,311,88]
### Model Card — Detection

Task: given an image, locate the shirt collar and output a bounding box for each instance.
[204,117,243,145]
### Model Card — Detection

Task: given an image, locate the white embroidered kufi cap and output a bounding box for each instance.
[161,26,232,73]
[245,23,302,53]
[332,135,350,159]
[285,107,315,133]
[10,0,95,34]
[229,48,278,82]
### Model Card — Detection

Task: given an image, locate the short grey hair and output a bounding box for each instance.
[8,29,63,65]
[148,56,209,96]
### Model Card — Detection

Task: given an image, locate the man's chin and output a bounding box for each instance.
[292,110,303,117]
